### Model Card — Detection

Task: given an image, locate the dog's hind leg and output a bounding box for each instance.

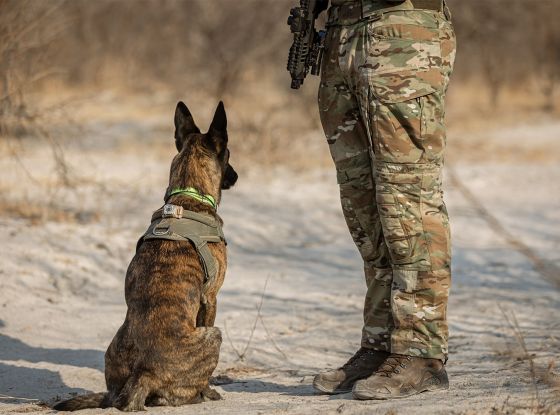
[104,323,137,407]
[114,372,155,412]
[201,385,223,401]
[157,327,223,406]
[145,394,171,407]
[194,327,223,401]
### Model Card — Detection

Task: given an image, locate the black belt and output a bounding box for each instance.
[410,0,442,11]
[331,0,442,10]
[328,0,448,27]
[375,0,443,12]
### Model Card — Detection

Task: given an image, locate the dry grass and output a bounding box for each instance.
[537,362,560,412]
[489,306,560,414]
[0,197,99,225]
[0,73,557,232]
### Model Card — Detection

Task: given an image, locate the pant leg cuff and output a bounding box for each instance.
[361,338,391,352]
[390,339,447,361]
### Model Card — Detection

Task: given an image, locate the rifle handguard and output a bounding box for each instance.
[286,0,326,90]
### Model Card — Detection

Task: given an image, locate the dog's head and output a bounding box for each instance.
[168,101,238,205]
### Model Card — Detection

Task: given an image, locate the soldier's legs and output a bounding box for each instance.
[315,0,456,399]
[351,9,456,360]
[318,25,394,353]
[319,3,455,363]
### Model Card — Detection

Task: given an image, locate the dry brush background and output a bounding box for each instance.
[1,0,560,163]
[0,2,559,414]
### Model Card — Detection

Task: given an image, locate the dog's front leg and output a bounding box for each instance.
[196,298,217,327]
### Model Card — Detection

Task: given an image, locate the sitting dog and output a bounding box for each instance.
[54,101,238,411]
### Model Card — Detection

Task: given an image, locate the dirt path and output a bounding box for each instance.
[0,121,559,414]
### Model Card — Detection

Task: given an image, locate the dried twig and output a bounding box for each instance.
[224,277,270,361]
[257,313,290,361]
[5,139,41,185]
[498,304,540,410]
[223,318,243,360]
[239,277,269,360]
[224,275,294,363]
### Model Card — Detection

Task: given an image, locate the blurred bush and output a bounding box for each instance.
[449,0,560,110]
[1,0,559,161]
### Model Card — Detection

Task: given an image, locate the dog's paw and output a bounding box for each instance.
[202,386,222,401]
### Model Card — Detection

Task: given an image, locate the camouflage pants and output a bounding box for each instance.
[318,0,456,360]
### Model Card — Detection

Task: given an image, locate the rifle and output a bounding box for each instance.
[286,0,327,89]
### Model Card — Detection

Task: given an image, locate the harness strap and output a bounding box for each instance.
[151,206,224,240]
[187,235,218,304]
[136,204,224,305]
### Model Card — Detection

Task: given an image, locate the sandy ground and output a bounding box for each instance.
[0,108,559,414]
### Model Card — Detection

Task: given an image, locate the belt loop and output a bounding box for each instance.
[360,0,364,20]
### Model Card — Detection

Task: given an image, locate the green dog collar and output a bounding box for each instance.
[165,187,217,209]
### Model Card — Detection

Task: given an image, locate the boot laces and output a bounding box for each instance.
[375,354,411,377]
[341,347,376,369]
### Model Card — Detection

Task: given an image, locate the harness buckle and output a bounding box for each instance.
[162,204,184,219]
[153,225,170,236]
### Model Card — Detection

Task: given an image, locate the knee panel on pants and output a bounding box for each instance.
[375,162,450,271]
[335,152,390,267]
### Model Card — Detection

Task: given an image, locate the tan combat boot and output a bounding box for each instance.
[313,348,390,394]
[352,354,449,400]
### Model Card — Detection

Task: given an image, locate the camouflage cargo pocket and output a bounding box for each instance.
[374,167,430,268]
[376,186,413,261]
[358,11,452,164]
[360,11,446,163]
[361,10,442,75]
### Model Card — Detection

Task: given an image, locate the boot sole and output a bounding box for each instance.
[312,379,352,395]
[352,370,449,400]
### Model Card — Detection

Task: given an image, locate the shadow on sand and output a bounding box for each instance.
[0,333,104,371]
[0,363,91,404]
[218,378,350,400]
[0,326,103,404]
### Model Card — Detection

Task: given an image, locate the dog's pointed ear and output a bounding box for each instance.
[174,101,199,152]
[209,101,227,133]
[207,101,227,153]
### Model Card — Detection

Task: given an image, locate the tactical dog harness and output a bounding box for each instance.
[136,188,224,304]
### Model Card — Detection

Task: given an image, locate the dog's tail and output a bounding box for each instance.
[53,392,107,411]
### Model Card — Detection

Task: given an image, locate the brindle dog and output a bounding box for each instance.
[54,101,238,411]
